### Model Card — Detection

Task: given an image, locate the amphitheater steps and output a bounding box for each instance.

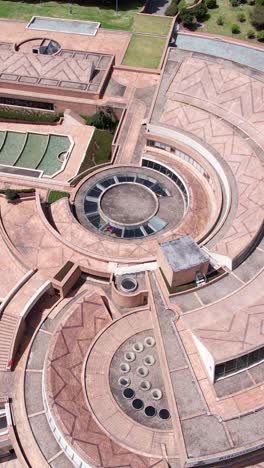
[0,313,17,371]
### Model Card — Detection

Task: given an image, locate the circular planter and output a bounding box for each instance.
[124,351,136,362]
[136,366,149,377]
[144,355,156,366]
[151,388,163,401]
[120,362,130,374]
[144,336,156,348]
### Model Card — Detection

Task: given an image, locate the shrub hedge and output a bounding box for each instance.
[0,107,63,123]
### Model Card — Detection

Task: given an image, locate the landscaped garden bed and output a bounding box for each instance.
[0,107,62,124]
[78,129,113,174]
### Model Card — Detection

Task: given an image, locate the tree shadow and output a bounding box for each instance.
[5,0,145,13]
[144,0,169,14]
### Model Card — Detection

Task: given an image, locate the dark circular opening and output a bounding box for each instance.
[145,406,156,417]
[123,388,135,399]
[132,398,144,410]
[159,409,170,420]
[122,278,137,291]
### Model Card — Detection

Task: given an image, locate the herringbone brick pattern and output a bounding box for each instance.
[0,49,93,89]
[46,292,166,467]
[160,65,264,260]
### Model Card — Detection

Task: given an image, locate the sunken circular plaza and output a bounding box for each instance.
[74,166,187,239]
[100,182,158,226]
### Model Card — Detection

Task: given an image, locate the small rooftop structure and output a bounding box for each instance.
[158,235,209,288]
[160,235,209,272]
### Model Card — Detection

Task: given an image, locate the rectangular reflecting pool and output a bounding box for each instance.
[27,16,100,36]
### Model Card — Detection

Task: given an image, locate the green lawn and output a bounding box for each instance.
[202,0,257,41]
[122,35,166,68]
[132,14,172,35]
[0,0,142,31]
[78,129,113,174]
[48,190,70,204]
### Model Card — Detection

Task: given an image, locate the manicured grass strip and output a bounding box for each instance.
[48,190,70,204]
[37,135,70,176]
[122,35,166,68]
[15,133,49,168]
[0,131,27,165]
[0,131,6,151]
[0,0,141,31]
[78,129,113,174]
[133,15,172,35]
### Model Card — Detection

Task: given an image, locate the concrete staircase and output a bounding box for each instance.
[0,314,17,371]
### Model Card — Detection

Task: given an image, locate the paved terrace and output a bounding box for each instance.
[150,48,264,266]
[0,20,130,66]
[149,271,264,466]
[24,288,168,467]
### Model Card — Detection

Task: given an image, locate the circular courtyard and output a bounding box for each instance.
[73,163,217,243]
[99,182,158,226]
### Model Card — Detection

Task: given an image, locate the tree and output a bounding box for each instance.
[247,28,256,36]
[206,0,218,9]
[192,2,208,21]
[251,3,264,28]
[257,30,264,39]
[237,12,246,21]
[89,107,117,132]
[5,189,18,201]
[181,10,195,27]
[165,0,178,16]
[231,23,241,32]
[217,15,224,24]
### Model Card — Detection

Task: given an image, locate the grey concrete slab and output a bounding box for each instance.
[105,78,126,97]
[182,415,231,457]
[160,236,208,272]
[234,248,264,283]
[170,292,201,312]
[110,328,172,430]
[227,409,264,446]
[25,372,44,415]
[27,331,51,370]
[30,413,61,461]
[153,296,186,369]
[197,275,242,305]
[171,368,207,418]
[248,361,264,385]
[214,371,253,398]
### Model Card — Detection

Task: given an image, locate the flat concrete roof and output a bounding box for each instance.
[160,235,209,272]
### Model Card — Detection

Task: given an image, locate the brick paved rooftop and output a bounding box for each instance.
[0,45,113,96]
[0,19,263,468]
